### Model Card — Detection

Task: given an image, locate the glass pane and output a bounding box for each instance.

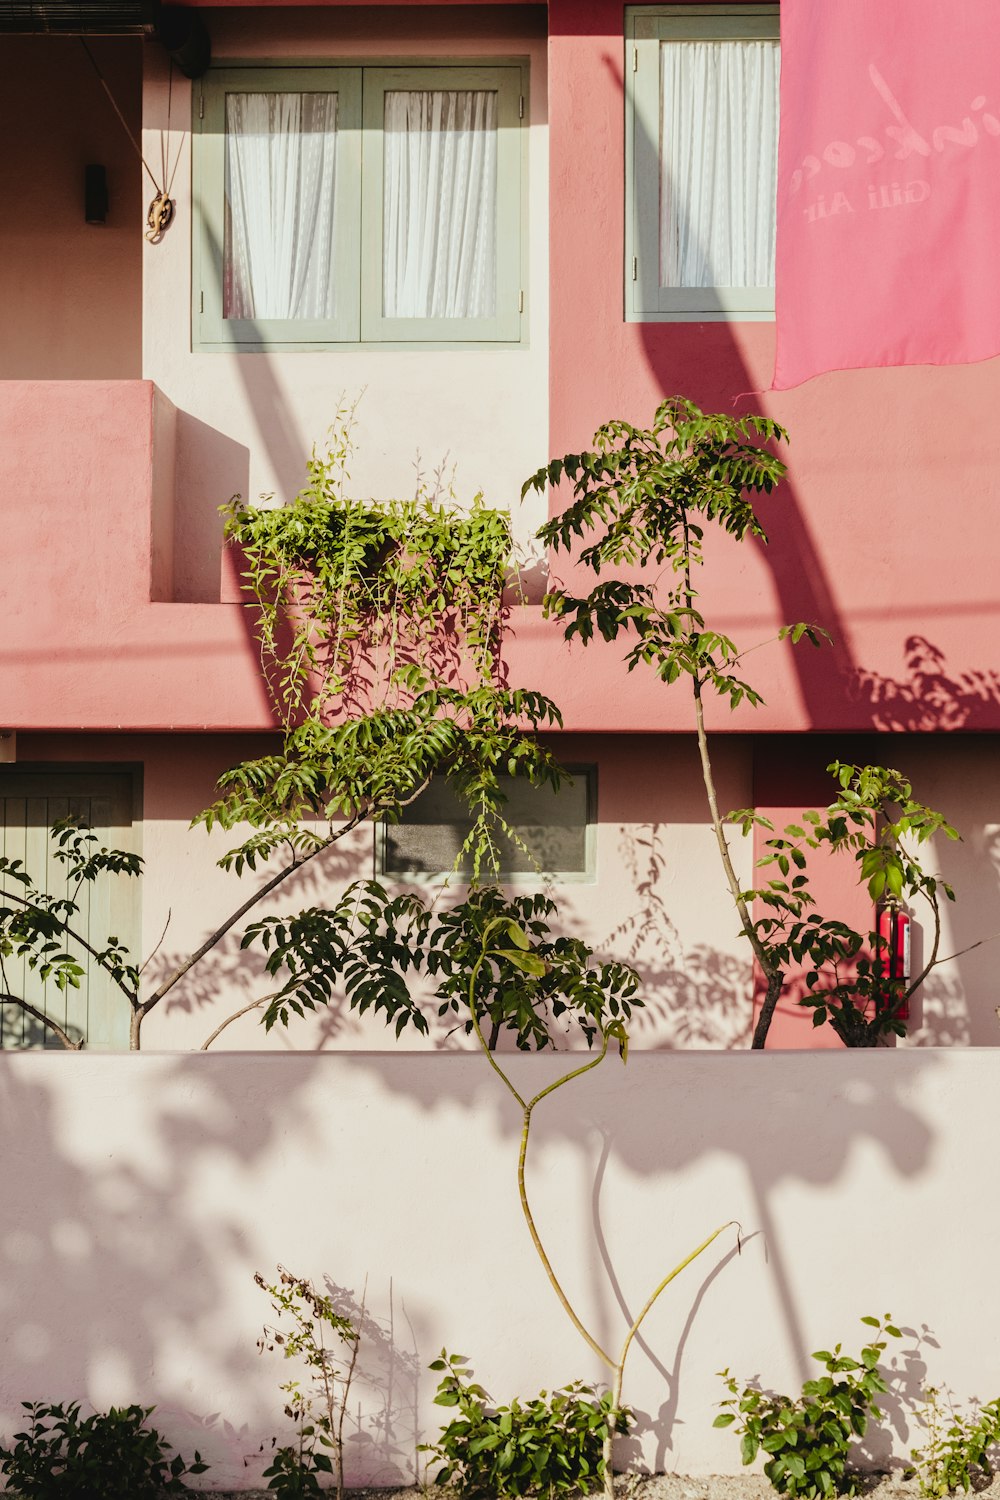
[382,89,498,319]
[224,91,339,320]
[659,39,779,288]
[382,773,592,877]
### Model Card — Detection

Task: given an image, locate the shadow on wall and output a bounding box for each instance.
[326,1278,422,1485]
[0,1047,948,1481]
[883,735,1000,1049]
[146,835,368,1045]
[0,1054,323,1489]
[603,823,752,1050]
[501,1047,943,1463]
[171,413,249,604]
[853,636,1000,731]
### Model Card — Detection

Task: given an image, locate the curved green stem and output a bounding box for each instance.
[466,927,614,1367]
[466,919,740,1500]
[526,1036,610,1114]
[518,1033,617,1370]
[464,934,526,1112]
[616,1220,736,1378]
[601,1221,738,1500]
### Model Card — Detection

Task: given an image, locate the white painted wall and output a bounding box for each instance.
[18,730,755,1052]
[1,1050,996,1489]
[19,727,1000,1052]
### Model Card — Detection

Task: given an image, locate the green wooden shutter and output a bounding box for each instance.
[0,771,140,1050]
[626,5,779,321]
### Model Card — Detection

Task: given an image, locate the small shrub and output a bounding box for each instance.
[0,1400,207,1498]
[907,1387,1000,1497]
[715,1314,902,1498]
[420,1350,631,1499]
[256,1265,362,1500]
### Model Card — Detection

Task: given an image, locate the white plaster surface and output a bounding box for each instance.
[0,1049,997,1489]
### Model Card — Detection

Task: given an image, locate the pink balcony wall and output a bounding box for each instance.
[0,381,272,731]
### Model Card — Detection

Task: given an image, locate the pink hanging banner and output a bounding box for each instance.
[773,0,1000,389]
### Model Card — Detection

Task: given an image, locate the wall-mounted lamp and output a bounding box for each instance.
[85,163,108,225]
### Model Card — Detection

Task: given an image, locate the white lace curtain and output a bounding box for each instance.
[383,89,498,319]
[225,91,339,320]
[659,40,780,289]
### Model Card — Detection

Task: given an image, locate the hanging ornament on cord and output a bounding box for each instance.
[145,193,175,242]
[80,39,182,243]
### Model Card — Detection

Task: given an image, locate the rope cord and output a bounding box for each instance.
[79,36,161,192]
[161,59,183,199]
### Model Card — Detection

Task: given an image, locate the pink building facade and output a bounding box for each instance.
[2,0,998,1050]
[6,4,1000,1486]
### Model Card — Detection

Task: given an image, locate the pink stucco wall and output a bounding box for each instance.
[9,375,1000,739]
[0,382,274,730]
[0,39,142,381]
[2,1049,999,1485]
[4,0,999,738]
[546,0,1000,737]
[7,3,1000,736]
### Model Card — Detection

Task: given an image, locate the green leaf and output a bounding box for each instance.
[742,1432,760,1465]
[505,921,530,951]
[496,949,548,978]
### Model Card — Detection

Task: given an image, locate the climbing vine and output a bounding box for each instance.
[224,420,515,725]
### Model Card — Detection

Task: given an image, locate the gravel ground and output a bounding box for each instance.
[196,1478,1000,1500]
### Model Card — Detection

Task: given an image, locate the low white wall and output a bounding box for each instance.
[0,1050,996,1489]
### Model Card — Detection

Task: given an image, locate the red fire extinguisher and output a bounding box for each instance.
[876,899,911,1020]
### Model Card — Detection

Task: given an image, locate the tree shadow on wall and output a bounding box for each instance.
[0,1055,326,1489]
[144,834,371,1043]
[852,636,1000,731]
[602,824,752,1049]
[325,1278,422,1485]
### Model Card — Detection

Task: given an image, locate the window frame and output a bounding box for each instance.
[625,4,780,323]
[193,57,528,352]
[375,766,598,885]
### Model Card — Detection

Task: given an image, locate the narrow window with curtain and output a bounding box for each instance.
[659,38,780,291]
[224,90,339,320]
[382,89,498,319]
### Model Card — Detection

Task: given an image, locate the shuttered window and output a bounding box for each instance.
[195,62,526,348]
[0,771,140,1050]
[626,5,780,320]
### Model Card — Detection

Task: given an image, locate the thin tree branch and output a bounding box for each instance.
[0,887,138,1002]
[199,991,282,1050]
[138,908,172,976]
[140,810,367,1018]
[675,513,780,1049]
[903,885,942,1006]
[928,927,1000,969]
[0,993,83,1051]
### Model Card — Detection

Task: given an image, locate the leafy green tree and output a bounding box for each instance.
[525,398,960,1047]
[0,427,564,1049]
[733,761,957,1047]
